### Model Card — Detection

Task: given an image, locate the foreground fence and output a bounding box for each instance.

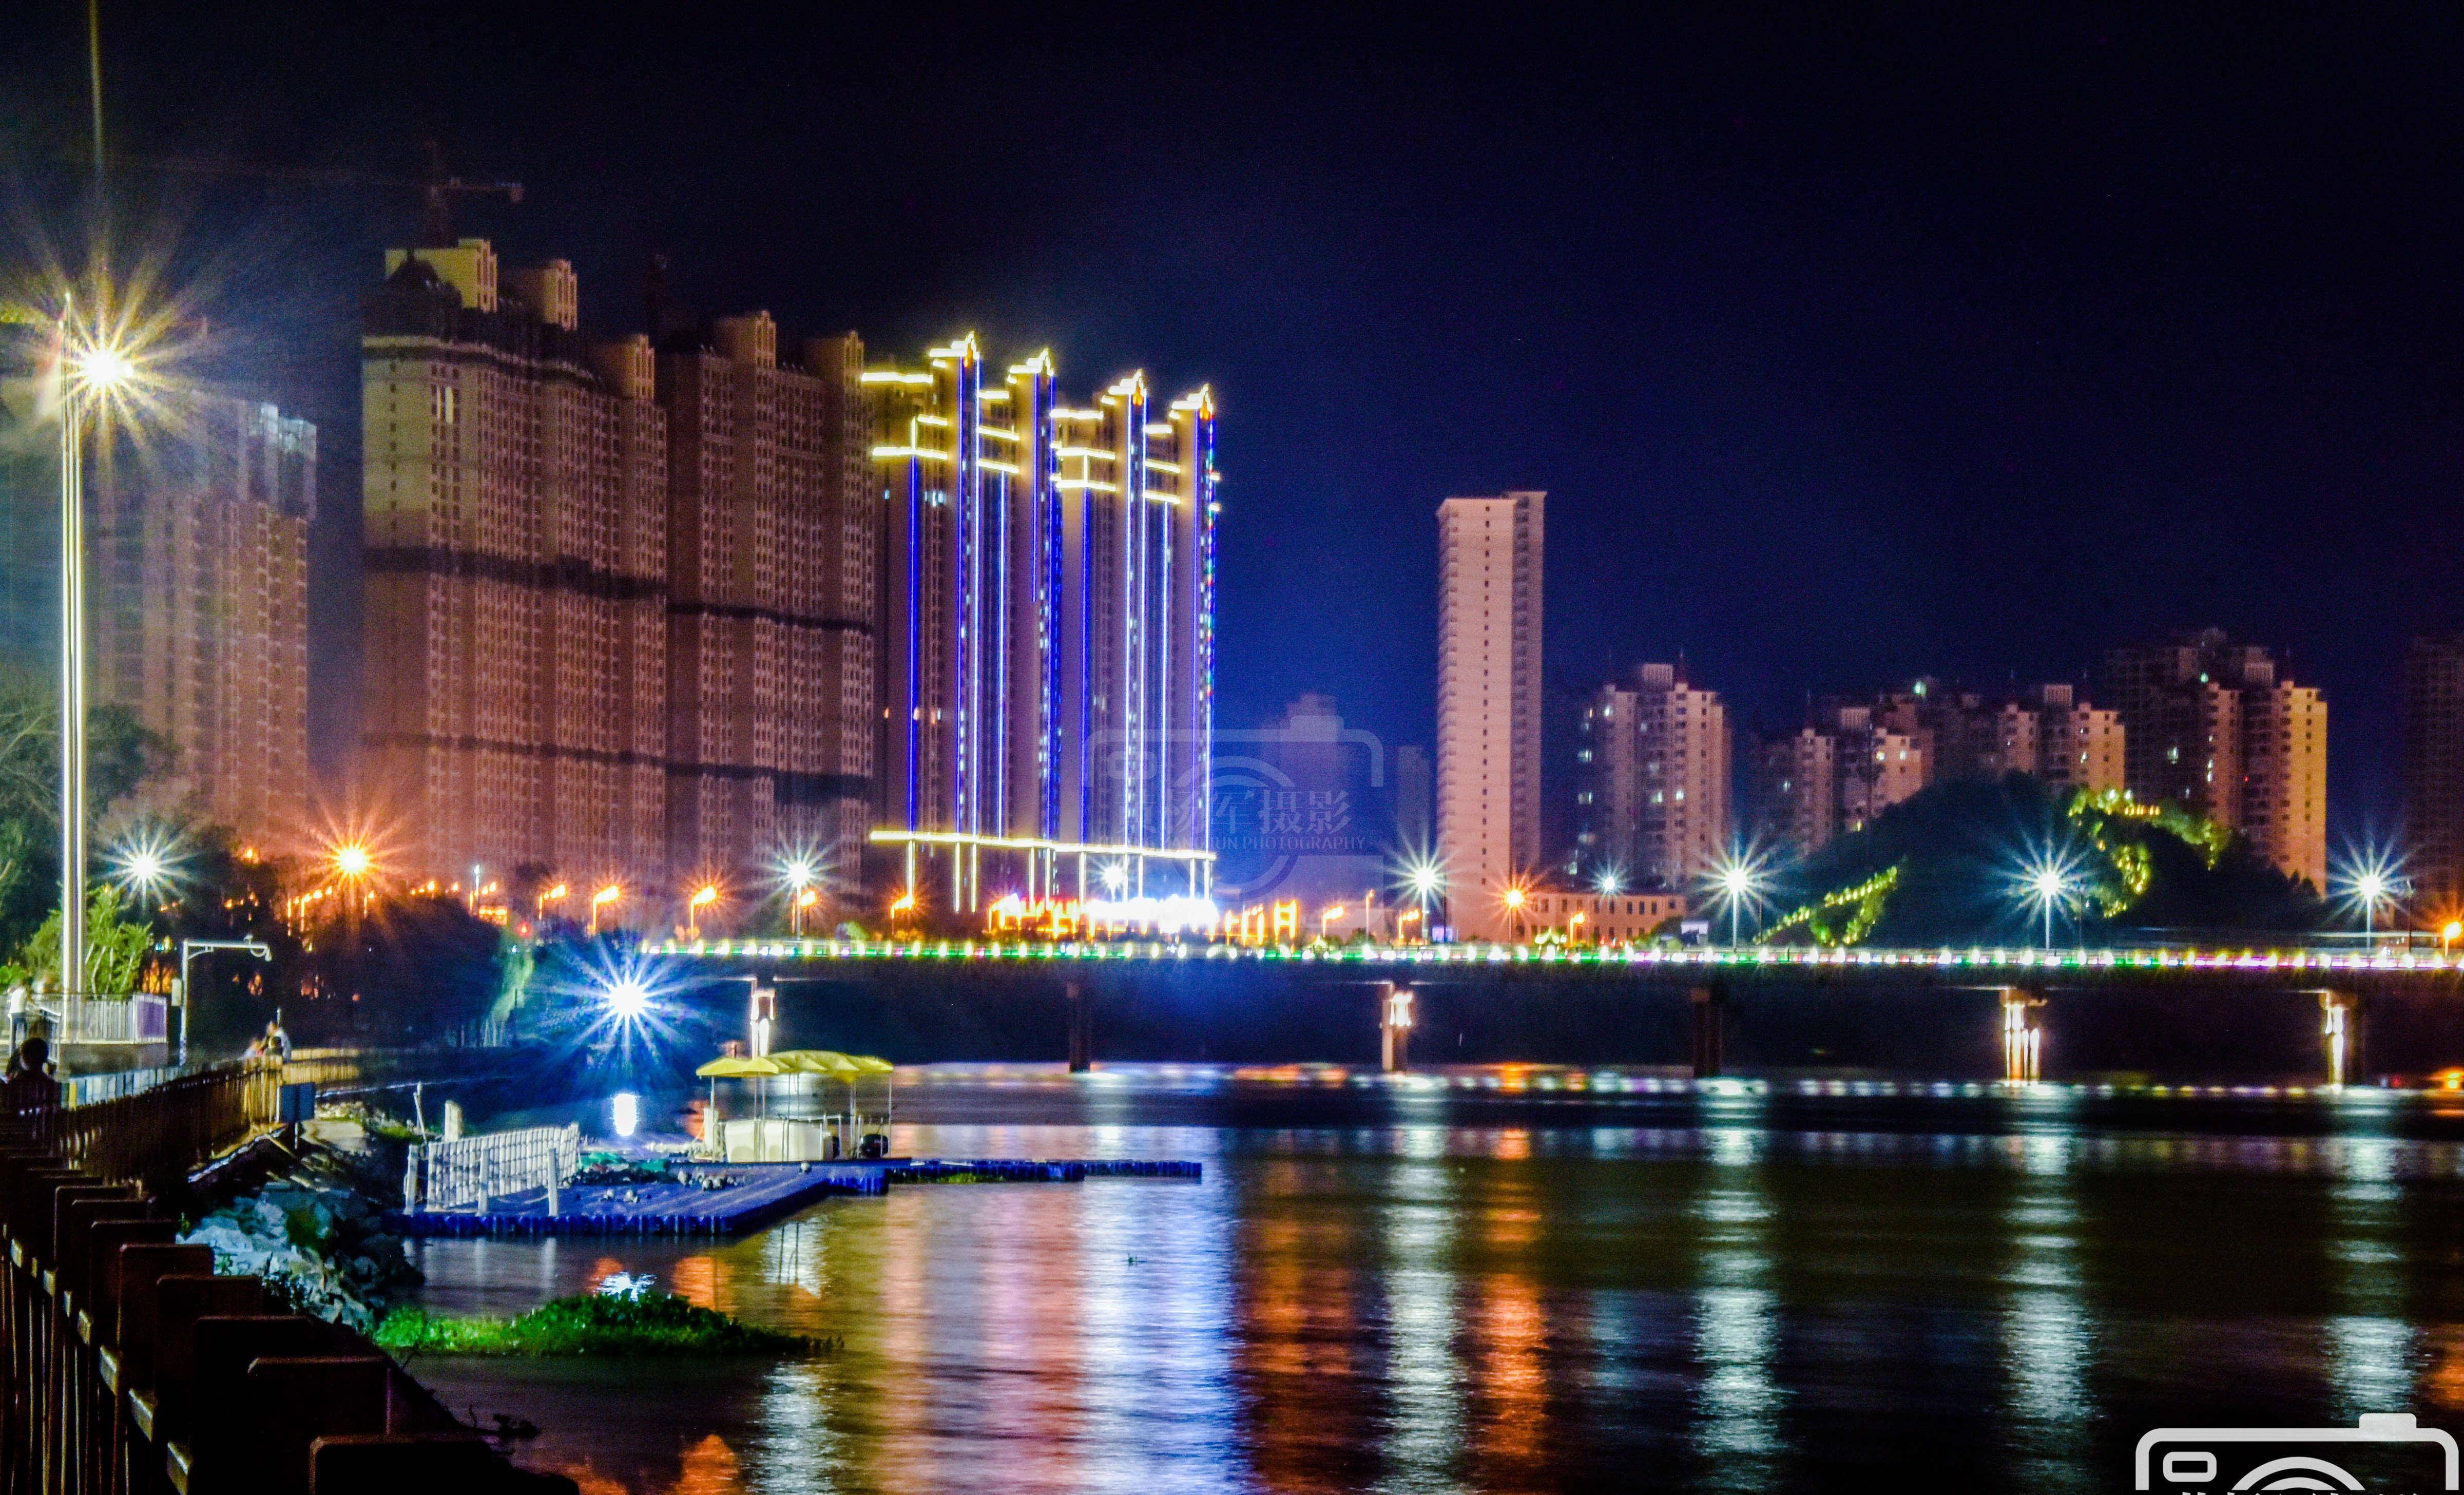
[0,1070,573,1492]
[402,1125,581,1215]
[20,1062,280,1190]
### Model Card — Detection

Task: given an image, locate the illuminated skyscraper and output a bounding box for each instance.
[660,315,874,886]
[362,241,670,895]
[94,397,316,846]
[1435,490,1543,940]
[870,339,1216,909]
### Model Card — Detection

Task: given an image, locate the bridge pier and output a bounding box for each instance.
[1066,981,1091,1072]
[2321,991,2363,1088]
[1380,983,1415,1072]
[1689,986,1725,1079]
[2000,987,2045,1083]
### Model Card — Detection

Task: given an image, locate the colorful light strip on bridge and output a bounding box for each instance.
[634,939,2464,976]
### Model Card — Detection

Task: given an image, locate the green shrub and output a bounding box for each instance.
[376,1291,809,1357]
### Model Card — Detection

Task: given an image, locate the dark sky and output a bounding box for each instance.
[6,4,2460,838]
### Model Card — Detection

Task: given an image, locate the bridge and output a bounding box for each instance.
[636,937,2464,1086]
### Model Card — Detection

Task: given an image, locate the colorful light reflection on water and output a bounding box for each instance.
[411,1064,2464,1493]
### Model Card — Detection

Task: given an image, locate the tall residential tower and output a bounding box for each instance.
[1435,491,1543,940]
[870,338,1217,910]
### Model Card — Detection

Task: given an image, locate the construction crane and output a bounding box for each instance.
[98,140,522,246]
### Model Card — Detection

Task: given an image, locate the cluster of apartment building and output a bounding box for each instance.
[0,392,318,845]
[1747,680,2128,852]
[358,238,1216,919]
[1433,494,2336,940]
[1,236,1219,930]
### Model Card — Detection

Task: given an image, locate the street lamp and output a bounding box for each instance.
[588,883,622,936]
[2023,864,2075,951]
[54,327,143,1003]
[1705,849,1769,949]
[687,884,720,940]
[783,858,819,935]
[176,937,272,1067]
[536,882,569,920]
[1502,883,1528,943]
[2334,850,2407,943]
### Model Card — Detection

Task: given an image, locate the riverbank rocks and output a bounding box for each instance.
[181,1143,421,1332]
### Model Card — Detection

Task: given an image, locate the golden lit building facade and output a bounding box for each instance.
[361,240,670,893]
[661,315,874,886]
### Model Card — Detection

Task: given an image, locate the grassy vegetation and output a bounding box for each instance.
[375,1291,810,1357]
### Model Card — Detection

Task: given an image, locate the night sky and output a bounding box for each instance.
[5,5,2459,836]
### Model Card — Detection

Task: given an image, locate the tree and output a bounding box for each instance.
[4,884,154,994]
[1761,775,2325,947]
[0,667,174,954]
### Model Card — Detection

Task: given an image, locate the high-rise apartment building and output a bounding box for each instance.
[94,398,316,845]
[2035,683,2127,797]
[2104,630,2325,888]
[1435,491,1543,940]
[1830,704,1926,835]
[1753,727,1839,858]
[362,241,670,895]
[870,338,1217,908]
[660,315,874,884]
[1571,663,1730,889]
[2405,636,2464,907]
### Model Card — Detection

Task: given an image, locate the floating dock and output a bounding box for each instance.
[388,1157,1201,1238]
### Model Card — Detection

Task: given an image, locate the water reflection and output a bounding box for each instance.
[2001,1134,2089,1493]
[404,1070,2464,1493]
[1375,1152,1461,1492]
[1692,1121,1782,1489]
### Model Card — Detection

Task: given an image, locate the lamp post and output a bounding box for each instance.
[56,334,133,1004]
[2356,872,2388,941]
[176,938,272,1067]
[784,860,817,935]
[687,884,719,940]
[2030,868,2067,950]
[589,883,621,936]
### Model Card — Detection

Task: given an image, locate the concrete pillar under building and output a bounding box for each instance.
[2321,991,2363,1088]
[1689,986,1725,1079]
[1066,981,1091,1073]
[1380,983,1415,1072]
[2000,988,2046,1084]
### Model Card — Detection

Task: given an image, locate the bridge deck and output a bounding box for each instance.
[639,937,2464,990]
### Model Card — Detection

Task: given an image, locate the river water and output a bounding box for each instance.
[409,1064,2464,1492]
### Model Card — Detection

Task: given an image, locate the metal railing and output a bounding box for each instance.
[402,1123,581,1215]
[28,1061,282,1186]
[17,994,170,1046]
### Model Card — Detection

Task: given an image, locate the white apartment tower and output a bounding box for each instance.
[1435,491,1543,940]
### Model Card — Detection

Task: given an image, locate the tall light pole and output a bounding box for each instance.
[59,370,86,1004]
[55,327,134,1003]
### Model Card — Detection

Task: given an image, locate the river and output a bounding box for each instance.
[407,1064,2464,1492]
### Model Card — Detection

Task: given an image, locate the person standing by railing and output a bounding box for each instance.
[3,1036,60,1124]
